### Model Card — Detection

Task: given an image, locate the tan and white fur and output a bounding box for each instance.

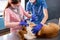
[17,21,60,40]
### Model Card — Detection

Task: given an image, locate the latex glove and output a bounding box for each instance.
[19,20,29,27]
[32,23,43,34]
[31,15,37,22]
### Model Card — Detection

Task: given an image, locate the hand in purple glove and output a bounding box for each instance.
[19,20,29,27]
[31,15,37,22]
[32,23,43,34]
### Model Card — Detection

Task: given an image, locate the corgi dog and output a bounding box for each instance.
[17,22,60,40]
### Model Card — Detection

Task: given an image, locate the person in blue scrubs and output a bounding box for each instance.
[24,0,48,39]
[26,0,48,24]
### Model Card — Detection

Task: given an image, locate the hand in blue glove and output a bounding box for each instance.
[32,23,43,34]
[19,20,29,27]
[31,15,37,22]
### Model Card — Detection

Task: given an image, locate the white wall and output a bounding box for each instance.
[21,0,25,9]
[0,0,25,15]
[0,0,8,15]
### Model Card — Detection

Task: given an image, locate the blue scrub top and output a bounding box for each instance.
[26,0,47,24]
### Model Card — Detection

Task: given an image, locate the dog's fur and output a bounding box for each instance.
[17,22,60,40]
[37,23,59,38]
[17,22,36,40]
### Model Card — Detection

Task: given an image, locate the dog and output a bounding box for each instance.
[17,22,60,40]
[17,22,36,40]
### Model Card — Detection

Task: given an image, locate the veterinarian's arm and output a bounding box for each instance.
[41,8,48,24]
[41,0,48,24]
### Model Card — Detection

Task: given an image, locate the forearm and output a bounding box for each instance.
[24,10,31,18]
[41,9,48,24]
[5,22,20,28]
[41,16,48,24]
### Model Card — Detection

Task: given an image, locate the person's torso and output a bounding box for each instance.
[28,1,44,24]
[6,6,24,32]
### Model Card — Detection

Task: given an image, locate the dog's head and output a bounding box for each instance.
[17,22,36,40]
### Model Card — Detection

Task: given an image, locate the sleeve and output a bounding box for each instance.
[4,9,10,22]
[42,0,47,9]
[26,2,31,12]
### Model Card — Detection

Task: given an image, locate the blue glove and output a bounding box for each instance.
[32,23,43,34]
[31,15,37,22]
[19,20,29,27]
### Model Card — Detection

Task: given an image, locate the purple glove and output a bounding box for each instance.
[32,23,43,34]
[31,15,37,22]
[19,20,29,27]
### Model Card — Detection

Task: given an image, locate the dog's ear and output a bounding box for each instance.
[17,30,25,40]
[17,30,27,40]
